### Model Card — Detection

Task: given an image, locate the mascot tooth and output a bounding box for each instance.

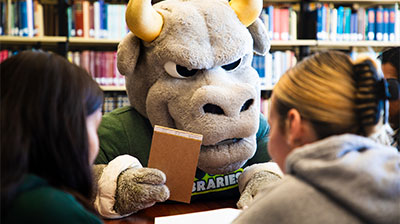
[93,0,283,218]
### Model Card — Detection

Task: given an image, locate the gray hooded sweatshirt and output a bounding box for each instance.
[233,134,400,224]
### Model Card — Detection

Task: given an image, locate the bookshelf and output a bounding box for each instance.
[1,0,399,113]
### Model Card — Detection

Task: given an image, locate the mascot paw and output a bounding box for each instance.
[237,163,283,209]
[114,167,170,215]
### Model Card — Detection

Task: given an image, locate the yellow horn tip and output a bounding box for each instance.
[229,0,263,27]
[125,0,164,42]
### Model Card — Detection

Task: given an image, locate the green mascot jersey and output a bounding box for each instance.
[96,106,271,201]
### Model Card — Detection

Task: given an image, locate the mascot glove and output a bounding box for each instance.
[94,155,169,219]
[237,162,283,209]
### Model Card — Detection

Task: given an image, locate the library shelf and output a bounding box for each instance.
[68,37,121,46]
[0,36,67,44]
[317,40,400,47]
[271,40,317,47]
[100,85,126,91]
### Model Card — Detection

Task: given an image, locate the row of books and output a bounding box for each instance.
[313,3,400,41]
[103,92,130,114]
[261,5,298,41]
[0,0,129,39]
[252,50,297,90]
[0,0,43,36]
[68,50,125,86]
[68,0,128,39]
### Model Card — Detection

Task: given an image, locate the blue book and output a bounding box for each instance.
[343,7,351,41]
[351,13,358,41]
[99,0,108,38]
[375,6,383,41]
[337,6,344,41]
[19,0,28,36]
[267,5,274,40]
[367,8,375,40]
[383,8,389,41]
[316,4,323,40]
[389,8,395,41]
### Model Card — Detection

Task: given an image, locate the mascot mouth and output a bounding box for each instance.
[215,138,243,146]
[202,138,243,147]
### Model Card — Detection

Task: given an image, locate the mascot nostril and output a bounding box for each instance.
[203,103,225,115]
[240,99,254,112]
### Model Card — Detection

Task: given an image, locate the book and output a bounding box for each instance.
[330,7,337,41]
[343,7,351,41]
[337,6,344,41]
[148,125,203,203]
[375,6,384,41]
[367,8,375,40]
[155,208,241,224]
[33,0,43,36]
[82,0,90,38]
[383,7,389,41]
[74,0,83,37]
[389,7,395,41]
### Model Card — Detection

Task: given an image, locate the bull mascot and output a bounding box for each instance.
[93,0,283,218]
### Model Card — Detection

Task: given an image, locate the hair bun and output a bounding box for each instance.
[353,58,389,134]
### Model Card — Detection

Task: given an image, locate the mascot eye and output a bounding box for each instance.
[164,61,198,78]
[222,58,241,71]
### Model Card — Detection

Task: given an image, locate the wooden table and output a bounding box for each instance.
[103,198,237,224]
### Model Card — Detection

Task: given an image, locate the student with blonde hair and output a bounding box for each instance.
[233,51,400,224]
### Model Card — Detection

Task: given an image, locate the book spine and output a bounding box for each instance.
[289,9,297,40]
[337,6,344,41]
[26,0,33,37]
[367,8,375,40]
[343,7,351,41]
[82,0,89,38]
[93,1,100,38]
[89,2,94,38]
[375,6,383,41]
[316,4,322,40]
[280,8,289,41]
[74,0,83,37]
[33,0,43,36]
[19,0,27,36]
[267,5,273,41]
[383,7,389,41]
[389,7,395,41]
[357,7,365,40]
[330,8,337,41]
[273,7,280,40]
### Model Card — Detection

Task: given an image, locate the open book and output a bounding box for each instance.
[155,208,242,224]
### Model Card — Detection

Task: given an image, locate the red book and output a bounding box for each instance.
[280,8,289,41]
[74,0,84,37]
[89,2,95,38]
[273,8,281,40]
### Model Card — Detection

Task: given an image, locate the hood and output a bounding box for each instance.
[286,134,400,224]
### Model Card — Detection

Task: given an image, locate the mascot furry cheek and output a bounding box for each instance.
[93,0,283,219]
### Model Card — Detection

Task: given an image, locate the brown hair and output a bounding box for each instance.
[1,51,103,215]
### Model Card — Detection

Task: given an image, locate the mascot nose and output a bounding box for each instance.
[202,98,254,115]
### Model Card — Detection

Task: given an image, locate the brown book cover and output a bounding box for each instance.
[148,125,203,203]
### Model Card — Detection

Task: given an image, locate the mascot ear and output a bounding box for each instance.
[248,18,270,56]
[117,32,141,76]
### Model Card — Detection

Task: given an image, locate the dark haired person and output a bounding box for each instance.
[233,51,400,224]
[378,47,400,150]
[1,51,104,223]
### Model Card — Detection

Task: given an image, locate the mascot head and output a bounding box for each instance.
[117,0,270,175]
